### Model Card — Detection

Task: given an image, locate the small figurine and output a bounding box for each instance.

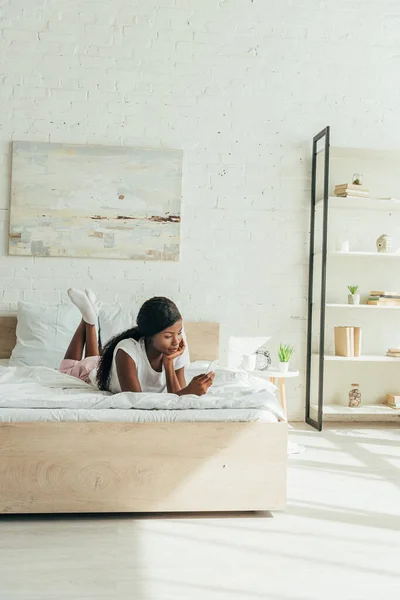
[376,234,392,253]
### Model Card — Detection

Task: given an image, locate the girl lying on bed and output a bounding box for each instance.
[59,289,215,396]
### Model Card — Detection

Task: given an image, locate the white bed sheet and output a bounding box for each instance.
[0,407,277,423]
[0,362,284,423]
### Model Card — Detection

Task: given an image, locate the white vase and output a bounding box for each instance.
[348,294,360,305]
[279,362,289,373]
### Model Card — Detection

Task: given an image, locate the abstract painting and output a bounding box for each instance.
[9,141,182,260]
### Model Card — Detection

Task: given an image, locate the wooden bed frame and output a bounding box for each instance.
[0,316,287,514]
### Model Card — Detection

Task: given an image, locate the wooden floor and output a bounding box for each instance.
[1,424,399,600]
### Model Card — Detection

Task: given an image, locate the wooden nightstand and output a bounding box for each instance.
[248,368,299,416]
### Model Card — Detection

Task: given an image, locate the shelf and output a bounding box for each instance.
[316,196,400,211]
[311,403,400,422]
[314,354,400,363]
[332,251,400,257]
[315,251,400,259]
[326,303,400,310]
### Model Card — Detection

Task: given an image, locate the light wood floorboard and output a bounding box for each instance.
[1,424,400,600]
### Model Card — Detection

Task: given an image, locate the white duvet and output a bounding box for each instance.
[0,365,285,420]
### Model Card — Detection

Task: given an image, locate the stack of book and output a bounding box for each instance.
[386,394,400,409]
[386,348,400,358]
[334,183,369,198]
[334,326,362,357]
[367,290,400,307]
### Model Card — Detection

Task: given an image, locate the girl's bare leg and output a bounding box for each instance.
[63,320,86,361]
[84,323,99,358]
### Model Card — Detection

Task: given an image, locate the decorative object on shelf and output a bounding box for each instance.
[347,285,360,305]
[241,353,257,371]
[277,344,294,373]
[367,289,400,306]
[386,394,400,409]
[334,182,369,199]
[349,383,362,408]
[352,172,363,186]
[255,348,271,371]
[353,327,362,357]
[334,326,353,357]
[334,326,362,357]
[338,240,350,252]
[376,234,392,253]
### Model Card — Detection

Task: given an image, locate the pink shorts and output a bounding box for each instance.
[59,356,100,384]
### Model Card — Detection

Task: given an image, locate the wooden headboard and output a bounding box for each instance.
[184,322,219,361]
[0,317,17,359]
[0,317,219,362]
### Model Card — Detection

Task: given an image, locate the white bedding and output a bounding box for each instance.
[0,363,284,423]
[0,408,278,423]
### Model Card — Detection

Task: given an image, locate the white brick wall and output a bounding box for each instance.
[1,0,400,419]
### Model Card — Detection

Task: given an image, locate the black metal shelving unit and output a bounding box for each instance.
[305,126,330,431]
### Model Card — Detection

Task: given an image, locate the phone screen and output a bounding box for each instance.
[206,360,218,374]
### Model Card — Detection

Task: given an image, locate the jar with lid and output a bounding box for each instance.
[349,383,361,407]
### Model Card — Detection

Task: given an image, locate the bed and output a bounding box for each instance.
[0,316,287,514]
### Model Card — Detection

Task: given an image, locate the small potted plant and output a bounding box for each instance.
[278,344,295,373]
[347,285,360,305]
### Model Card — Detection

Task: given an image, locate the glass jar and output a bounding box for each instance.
[349,383,361,408]
[352,172,363,186]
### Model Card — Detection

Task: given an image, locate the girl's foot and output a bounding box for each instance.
[67,288,97,325]
[85,289,100,316]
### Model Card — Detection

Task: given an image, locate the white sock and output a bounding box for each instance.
[67,288,97,325]
[85,288,100,316]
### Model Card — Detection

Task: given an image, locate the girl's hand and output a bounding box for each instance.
[162,338,186,365]
[184,373,215,396]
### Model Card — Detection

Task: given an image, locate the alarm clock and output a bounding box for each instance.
[255,348,271,371]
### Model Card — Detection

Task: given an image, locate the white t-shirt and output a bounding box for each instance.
[108,337,190,394]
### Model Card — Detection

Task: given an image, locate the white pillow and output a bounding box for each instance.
[99,304,138,346]
[9,302,81,369]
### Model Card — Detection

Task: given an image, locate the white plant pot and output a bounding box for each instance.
[348,294,360,305]
[279,362,289,373]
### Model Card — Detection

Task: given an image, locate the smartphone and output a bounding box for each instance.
[206,360,218,374]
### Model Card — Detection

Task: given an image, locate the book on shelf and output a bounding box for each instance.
[334,183,369,193]
[370,290,400,298]
[369,297,400,301]
[335,192,369,200]
[367,299,400,306]
[367,302,400,307]
[386,352,400,358]
[386,394,400,408]
[334,191,369,196]
[334,326,362,357]
[388,348,400,353]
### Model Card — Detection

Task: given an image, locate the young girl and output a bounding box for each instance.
[59,289,214,397]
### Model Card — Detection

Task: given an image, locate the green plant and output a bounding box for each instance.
[347,285,359,295]
[352,178,361,185]
[278,344,295,363]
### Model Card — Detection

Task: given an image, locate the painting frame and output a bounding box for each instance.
[9,141,183,261]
